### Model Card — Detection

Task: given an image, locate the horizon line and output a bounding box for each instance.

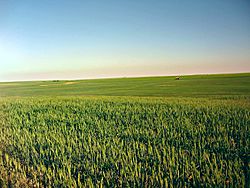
[0,71,249,83]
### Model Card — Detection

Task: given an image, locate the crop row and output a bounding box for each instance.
[0,97,249,187]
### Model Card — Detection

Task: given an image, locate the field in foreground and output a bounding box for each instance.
[0,73,249,187]
[0,96,249,187]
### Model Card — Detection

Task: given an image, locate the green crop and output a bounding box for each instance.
[0,96,249,187]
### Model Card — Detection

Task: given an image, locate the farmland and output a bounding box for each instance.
[0,73,249,187]
[1,73,250,97]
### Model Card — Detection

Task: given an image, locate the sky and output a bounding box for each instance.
[0,0,250,81]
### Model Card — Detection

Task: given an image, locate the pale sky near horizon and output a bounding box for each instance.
[0,0,250,81]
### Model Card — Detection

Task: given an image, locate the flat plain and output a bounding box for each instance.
[0,73,249,187]
[1,73,249,97]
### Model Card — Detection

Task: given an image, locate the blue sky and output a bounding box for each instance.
[0,0,250,81]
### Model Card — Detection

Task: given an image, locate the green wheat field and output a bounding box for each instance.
[0,73,249,187]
